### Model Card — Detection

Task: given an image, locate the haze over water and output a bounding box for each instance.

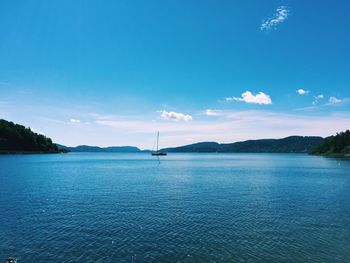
[1,153,349,262]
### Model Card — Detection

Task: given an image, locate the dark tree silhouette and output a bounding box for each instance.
[0,119,59,153]
[312,130,350,156]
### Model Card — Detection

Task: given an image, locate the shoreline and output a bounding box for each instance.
[311,153,350,159]
[0,151,66,155]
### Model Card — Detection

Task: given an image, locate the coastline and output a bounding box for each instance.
[311,153,350,159]
[0,150,66,155]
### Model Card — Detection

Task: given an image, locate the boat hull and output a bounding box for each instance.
[152,152,167,156]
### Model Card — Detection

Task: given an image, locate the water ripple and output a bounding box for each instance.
[0,153,350,262]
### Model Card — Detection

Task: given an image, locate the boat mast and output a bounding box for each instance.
[156,131,159,152]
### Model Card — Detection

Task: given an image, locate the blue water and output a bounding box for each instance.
[0,153,349,262]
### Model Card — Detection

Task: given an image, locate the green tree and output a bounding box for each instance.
[0,119,60,153]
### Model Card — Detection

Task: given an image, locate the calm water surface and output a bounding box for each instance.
[0,153,349,262]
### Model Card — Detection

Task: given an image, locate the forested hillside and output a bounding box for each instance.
[162,136,324,153]
[312,130,350,156]
[0,119,59,153]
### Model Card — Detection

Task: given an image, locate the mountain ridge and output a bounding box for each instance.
[57,136,324,153]
[56,144,144,152]
[161,136,324,153]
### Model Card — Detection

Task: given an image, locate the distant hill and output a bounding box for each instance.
[161,142,220,153]
[312,130,350,157]
[0,117,328,155]
[0,119,60,153]
[57,144,142,153]
[162,136,324,153]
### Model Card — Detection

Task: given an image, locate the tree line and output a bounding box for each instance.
[312,130,350,156]
[0,119,59,153]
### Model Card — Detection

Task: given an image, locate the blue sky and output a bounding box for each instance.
[0,0,349,148]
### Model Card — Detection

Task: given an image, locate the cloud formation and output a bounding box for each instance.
[160,110,193,121]
[329,96,342,104]
[297,89,309,95]
[260,6,289,31]
[312,94,324,105]
[70,118,81,123]
[94,110,350,148]
[226,91,272,105]
[205,109,220,116]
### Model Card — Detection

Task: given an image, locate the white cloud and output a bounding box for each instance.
[297,89,309,95]
[261,6,289,31]
[160,110,193,121]
[329,96,342,104]
[226,91,272,105]
[312,94,324,105]
[70,118,81,123]
[205,109,221,116]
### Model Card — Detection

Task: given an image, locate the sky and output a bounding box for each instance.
[0,0,349,149]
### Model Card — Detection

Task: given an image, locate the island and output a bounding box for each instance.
[312,130,350,157]
[0,119,61,153]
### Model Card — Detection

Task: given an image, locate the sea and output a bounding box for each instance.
[0,153,349,262]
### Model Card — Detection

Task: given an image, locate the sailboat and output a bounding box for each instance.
[152,131,167,156]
